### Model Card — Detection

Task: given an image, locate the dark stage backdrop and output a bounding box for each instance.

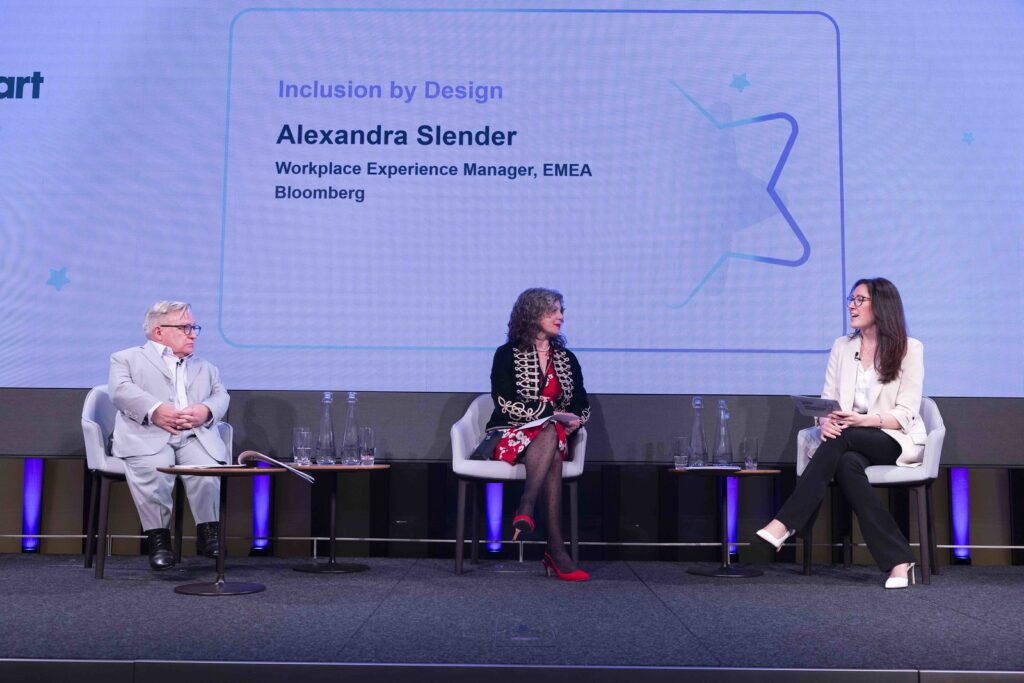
[1,389,1018,467]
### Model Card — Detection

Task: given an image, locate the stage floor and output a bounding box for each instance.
[1,553,1022,680]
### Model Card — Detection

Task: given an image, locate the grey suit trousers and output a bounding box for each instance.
[122,435,222,530]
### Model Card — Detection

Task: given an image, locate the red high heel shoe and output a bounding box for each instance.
[542,552,590,582]
[511,515,535,541]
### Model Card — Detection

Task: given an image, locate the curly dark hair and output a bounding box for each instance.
[506,288,566,349]
[850,277,909,384]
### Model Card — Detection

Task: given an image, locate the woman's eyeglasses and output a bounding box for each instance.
[847,296,871,308]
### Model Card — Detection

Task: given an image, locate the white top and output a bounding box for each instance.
[145,340,194,444]
[852,363,877,414]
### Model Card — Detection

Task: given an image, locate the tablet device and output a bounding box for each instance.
[790,396,841,417]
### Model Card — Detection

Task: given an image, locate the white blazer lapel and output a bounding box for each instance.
[868,370,885,410]
[838,336,859,410]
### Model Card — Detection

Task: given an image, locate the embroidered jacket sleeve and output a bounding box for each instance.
[559,349,591,425]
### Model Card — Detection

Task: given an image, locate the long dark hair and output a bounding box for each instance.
[851,277,908,383]
[506,288,566,349]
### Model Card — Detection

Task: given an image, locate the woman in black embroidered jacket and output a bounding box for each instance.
[479,287,591,580]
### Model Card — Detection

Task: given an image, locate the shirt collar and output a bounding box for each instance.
[147,339,192,362]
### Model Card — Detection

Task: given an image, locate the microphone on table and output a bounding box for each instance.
[237,450,314,484]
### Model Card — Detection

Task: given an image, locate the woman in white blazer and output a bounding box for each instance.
[757,278,926,589]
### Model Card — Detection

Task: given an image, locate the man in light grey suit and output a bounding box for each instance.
[109,301,230,570]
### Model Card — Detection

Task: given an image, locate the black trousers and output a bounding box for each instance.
[776,427,915,572]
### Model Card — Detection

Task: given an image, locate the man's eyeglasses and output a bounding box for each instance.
[160,324,202,336]
[847,295,872,308]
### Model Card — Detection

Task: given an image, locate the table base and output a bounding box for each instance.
[293,561,370,574]
[687,564,763,578]
[174,580,266,596]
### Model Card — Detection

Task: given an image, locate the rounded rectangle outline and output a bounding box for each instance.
[218,7,846,355]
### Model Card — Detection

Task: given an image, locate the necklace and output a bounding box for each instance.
[535,343,552,376]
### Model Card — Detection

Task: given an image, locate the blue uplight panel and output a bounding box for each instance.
[22,458,43,552]
[950,467,970,560]
[486,482,503,553]
[727,475,738,554]
[252,461,270,550]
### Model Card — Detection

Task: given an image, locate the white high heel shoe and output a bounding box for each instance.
[884,563,917,589]
[756,527,796,551]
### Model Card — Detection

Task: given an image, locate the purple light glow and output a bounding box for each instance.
[950,467,970,560]
[22,458,43,552]
[252,461,271,550]
[727,475,738,554]
[486,482,503,552]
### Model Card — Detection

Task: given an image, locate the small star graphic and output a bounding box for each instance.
[730,73,750,92]
[962,132,974,145]
[46,267,70,291]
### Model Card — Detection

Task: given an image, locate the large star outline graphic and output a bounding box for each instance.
[668,81,810,308]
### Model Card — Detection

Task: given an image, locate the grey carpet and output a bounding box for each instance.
[0,554,1021,671]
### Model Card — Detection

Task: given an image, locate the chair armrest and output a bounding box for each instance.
[562,426,588,478]
[216,421,233,464]
[921,424,946,480]
[81,418,109,471]
[451,413,482,465]
[569,427,587,468]
[796,426,821,477]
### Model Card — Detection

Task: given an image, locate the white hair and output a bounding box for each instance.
[143,301,191,336]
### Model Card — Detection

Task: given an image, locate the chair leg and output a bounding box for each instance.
[828,485,851,567]
[569,480,579,564]
[926,482,940,575]
[801,504,820,576]
[84,471,100,569]
[454,479,468,575]
[95,476,112,579]
[173,478,184,564]
[470,482,481,565]
[915,485,931,585]
[839,496,853,568]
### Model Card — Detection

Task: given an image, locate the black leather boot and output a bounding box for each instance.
[196,521,220,559]
[145,528,175,570]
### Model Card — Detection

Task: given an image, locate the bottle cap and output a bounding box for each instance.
[323,391,333,402]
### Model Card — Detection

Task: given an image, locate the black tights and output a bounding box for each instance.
[776,427,915,572]
[516,423,575,569]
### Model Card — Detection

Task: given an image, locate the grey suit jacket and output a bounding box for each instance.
[108,343,230,462]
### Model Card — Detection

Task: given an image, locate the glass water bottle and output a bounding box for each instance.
[314,391,336,465]
[340,391,361,466]
[689,396,707,467]
[713,399,734,466]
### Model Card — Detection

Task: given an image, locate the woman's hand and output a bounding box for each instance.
[828,410,875,429]
[554,412,581,435]
[818,415,844,440]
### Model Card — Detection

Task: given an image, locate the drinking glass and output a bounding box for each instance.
[292,427,313,465]
[359,426,376,466]
[673,436,689,470]
[741,437,759,471]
